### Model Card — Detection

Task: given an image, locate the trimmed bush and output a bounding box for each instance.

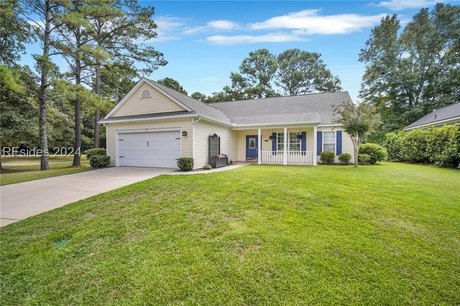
[89,155,110,168]
[85,148,106,159]
[358,154,371,165]
[359,143,387,164]
[203,164,212,170]
[384,125,460,168]
[320,151,335,164]
[177,157,194,171]
[338,153,351,165]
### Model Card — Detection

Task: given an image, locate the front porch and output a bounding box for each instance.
[236,127,318,166]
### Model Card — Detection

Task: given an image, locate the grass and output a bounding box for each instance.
[0,156,90,185]
[1,163,459,305]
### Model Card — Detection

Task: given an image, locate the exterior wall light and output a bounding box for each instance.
[182,131,188,136]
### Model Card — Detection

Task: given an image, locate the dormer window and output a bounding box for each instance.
[140,89,151,99]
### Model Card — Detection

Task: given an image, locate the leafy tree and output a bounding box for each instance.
[99,62,137,102]
[277,49,341,95]
[360,4,460,140]
[0,0,29,66]
[334,101,379,167]
[0,66,38,170]
[191,92,207,102]
[157,77,187,94]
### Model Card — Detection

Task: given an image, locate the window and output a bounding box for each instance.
[277,132,302,151]
[140,89,151,99]
[248,137,257,149]
[323,131,336,153]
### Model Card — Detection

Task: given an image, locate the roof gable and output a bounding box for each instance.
[105,80,191,119]
[405,102,460,129]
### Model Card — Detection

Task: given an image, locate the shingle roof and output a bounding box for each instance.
[105,78,353,126]
[209,92,352,125]
[405,102,460,130]
[148,79,232,125]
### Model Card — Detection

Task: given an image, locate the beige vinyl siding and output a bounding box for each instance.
[317,127,354,162]
[236,128,315,161]
[193,120,237,169]
[105,118,193,166]
[111,83,185,117]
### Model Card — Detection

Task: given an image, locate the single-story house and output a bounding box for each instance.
[404,102,460,131]
[100,78,354,169]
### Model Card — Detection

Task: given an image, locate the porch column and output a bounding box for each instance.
[257,128,261,164]
[283,127,287,165]
[313,126,318,166]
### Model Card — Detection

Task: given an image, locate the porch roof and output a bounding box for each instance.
[231,112,321,126]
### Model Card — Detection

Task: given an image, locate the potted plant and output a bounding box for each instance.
[209,154,228,168]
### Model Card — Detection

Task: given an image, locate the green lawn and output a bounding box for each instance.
[1,163,459,304]
[0,156,90,185]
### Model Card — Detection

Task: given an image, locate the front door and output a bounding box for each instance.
[246,135,258,160]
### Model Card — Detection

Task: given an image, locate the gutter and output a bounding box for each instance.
[99,113,196,124]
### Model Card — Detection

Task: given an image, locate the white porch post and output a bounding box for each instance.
[257,128,261,164]
[283,127,287,165]
[313,126,318,166]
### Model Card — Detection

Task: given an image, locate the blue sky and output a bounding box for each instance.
[20,0,449,101]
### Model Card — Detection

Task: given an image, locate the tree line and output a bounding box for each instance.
[1,0,166,170]
[1,1,458,171]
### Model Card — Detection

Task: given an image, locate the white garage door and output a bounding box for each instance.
[117,131,180,168]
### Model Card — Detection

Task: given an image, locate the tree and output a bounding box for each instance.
[87,0,166,147]
[0,66,38,171]
[334,101,379,167]
[360,4,460,141]
[277,49,341,95]
[0,0,29,66]
[191,91,207,102]
[22,0,67,170]
[231,49,278,99]
[157,77,187,94]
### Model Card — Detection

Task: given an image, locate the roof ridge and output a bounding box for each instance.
[209,91,349,105]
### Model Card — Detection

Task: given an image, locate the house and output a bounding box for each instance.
[404,102,460,131]
[99,78,354,169]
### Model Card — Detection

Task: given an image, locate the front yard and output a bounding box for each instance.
[0,156,90,185]
[1,163,459,304]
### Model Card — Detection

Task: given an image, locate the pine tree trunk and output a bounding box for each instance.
[93,109,100,148]
[93,55,102,148]
[38,0,51,171]
[72,30,82,167]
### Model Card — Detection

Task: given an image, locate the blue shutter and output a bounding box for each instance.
[317,131,322,156]
[336,130,342,155]
[272,133,277,155]
[301,131,306,155]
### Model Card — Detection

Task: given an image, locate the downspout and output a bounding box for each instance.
[192,116,201,164]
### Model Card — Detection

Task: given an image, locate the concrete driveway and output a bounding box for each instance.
[0,167,172,227]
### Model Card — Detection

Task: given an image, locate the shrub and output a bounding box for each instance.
[89,155,110,168]
[338,153,351,165]
[85,148,106,159]
[177,157,194,171]
[359,143,387,164]
[320,151,335,164]
[203,164,212,170]
[358,154,371,165]
[383,125,460,168]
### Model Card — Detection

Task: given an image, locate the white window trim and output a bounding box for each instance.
[276,132,302,152]
[322,131,336,153]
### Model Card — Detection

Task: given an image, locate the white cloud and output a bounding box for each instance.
[183,20,238,35]
[376,0,440,11]
[251,9,386,35]
[154,16,187,42]
[206,32,306,45]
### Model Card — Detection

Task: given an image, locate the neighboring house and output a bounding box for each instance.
[100,78,354,169]
[404,102,460,131]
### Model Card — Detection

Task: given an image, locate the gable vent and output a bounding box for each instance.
[140,89,151,99]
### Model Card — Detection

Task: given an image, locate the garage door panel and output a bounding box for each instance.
[118,131,180,168]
